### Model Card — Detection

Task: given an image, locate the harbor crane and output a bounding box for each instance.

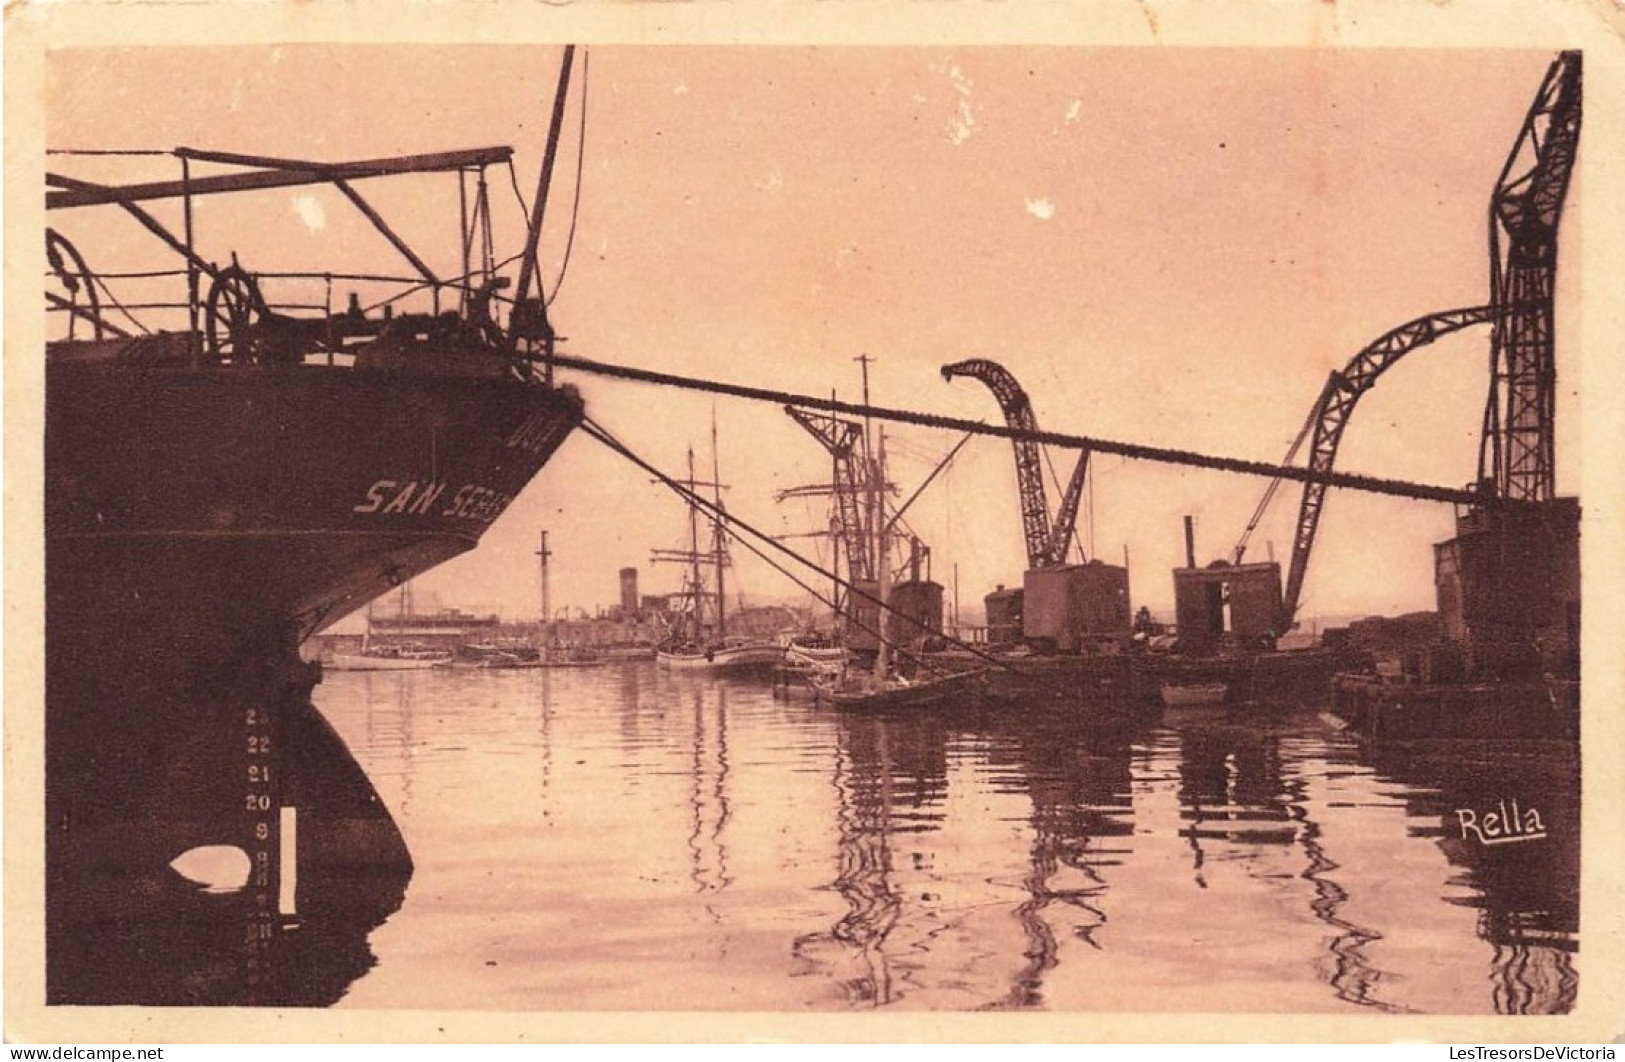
[1479,49,1580,504]
[941,359,1090,570]
[1238,50,1580,629]
[1254,304,1501,624]
[782,406,876,587]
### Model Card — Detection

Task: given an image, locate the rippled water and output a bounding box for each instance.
[314,663,1578,1013]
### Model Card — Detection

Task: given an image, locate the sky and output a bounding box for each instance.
[44,45,1580,627]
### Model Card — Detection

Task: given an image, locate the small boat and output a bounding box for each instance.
[1160,681,1229,707]
[806,429,985,710]
[782,633,847,669]
[533,647,607,668]
[599,644,657,661]
[811,666,986,711]
[327,645,452,671]
[452,641,529,668]
[657,638,784,674]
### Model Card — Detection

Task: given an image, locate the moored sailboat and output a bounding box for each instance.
[653,424,781,676]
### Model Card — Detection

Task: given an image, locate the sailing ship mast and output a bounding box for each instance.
[873,428,892,683]
[686,446,705,643]
[711,410,727,641]
[652,430,730,648]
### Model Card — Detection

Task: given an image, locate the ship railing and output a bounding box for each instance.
[47,259,552,373]
[45,145,560,379]
[943,624,990,645]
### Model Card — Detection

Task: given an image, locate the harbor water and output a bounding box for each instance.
[290,662,1580,1014]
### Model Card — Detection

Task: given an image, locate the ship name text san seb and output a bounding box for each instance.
[352,480,516,524]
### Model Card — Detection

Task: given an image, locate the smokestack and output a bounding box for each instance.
[619,567,638,615]
[1183,515,1196,570]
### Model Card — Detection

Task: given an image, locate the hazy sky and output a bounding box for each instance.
[45,45,1578,625]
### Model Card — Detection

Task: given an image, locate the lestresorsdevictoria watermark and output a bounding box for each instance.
[1449,1050,1613,1059]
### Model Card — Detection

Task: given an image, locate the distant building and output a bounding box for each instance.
[368,608,501,650]
[618,567,640,619]
[984,585,1024,647]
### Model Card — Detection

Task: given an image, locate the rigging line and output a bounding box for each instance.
[883,430,974,536]
[506,158,531,223]
[580,417,1014,674]
[88,273,154,336]
[547,47,589,308]
[1235,397,1321,561]
[1041,441,1067,509]
[584,417,896,654]
[359,251,525,315]
[1038,439,1082,560]
[546,351,1521,509]
[580,419,907,663]
[460,168,479,286]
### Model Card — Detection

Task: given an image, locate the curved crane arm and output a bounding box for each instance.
[941,358,1054,570]
[1280,306,1497,629]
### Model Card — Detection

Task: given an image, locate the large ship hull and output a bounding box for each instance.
[47,361,580,637]
[45,356,582,1004]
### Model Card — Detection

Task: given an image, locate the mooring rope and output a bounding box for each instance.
[548,352,1510,509]
[580,416,1015,675]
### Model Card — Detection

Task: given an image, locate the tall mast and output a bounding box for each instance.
[711,408,726,640]
[854,353,876,578]
[874,429,892,682]
[651,442,727,646]
[510,44,577,356]
[535,530,552,646]
[687,446,702,642]
[830,388,843,625]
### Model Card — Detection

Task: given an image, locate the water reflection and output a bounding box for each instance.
[1359,740,1579,1014]
[1165,709,1398,1010]
[980,709,1138,1009]
[1291,797,1393,1011]
[687,684,733,897]
[291,668,1581,1014]
[792,710,951,1006]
